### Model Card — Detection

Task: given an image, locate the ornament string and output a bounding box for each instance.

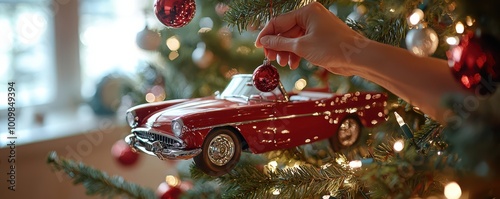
[264,0,274,60]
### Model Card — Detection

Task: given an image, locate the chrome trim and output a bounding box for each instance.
[132,127,184,145]
[207,134,235,166]
[191,111,324,131]
[125,134,201,160]
[337,118,360,147]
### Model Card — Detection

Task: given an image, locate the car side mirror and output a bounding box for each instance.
[214,91,220,97]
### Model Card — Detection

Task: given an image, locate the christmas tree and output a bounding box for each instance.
[48,0,500,198]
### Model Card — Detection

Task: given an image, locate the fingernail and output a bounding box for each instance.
[260,37,269,46]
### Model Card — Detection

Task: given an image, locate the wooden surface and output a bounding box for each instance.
[0,124,184,198]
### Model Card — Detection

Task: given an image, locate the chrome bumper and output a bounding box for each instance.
[125,134,201,160]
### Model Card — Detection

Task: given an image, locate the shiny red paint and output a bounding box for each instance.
[126,74,388,155]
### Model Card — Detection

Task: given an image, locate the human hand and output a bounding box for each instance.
[255,2,367,75]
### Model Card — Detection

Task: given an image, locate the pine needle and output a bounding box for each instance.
[46,151,156,199]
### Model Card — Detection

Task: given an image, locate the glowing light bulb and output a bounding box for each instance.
[268,161,278,168]
[455,22,465,34]
[145,93,155,103]
[166,36,180,51]
[394,112,405,126]
[267,161,278,172]
[349,160,362,168]
[165,175,180,187]
[294,78,307,91]
[408,9,424,26]
[393,140,404,152]
[272,188,280,195]
[466,16,474,26]
[168,51,179,60]
[444,181,462,199]
[446,36,459,46]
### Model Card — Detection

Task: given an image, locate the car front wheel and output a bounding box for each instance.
[330,117,362,152]
[193,128,241,176]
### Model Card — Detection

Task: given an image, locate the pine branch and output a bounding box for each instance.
[46,151,156,199]
[193,162,359,199]
[414,119,442,146]
[362,138,445,198]
[224,0,340,32]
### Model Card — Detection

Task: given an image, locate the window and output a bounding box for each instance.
[0,0,55,109]
[79,0,146,99]
[0,0,148,145]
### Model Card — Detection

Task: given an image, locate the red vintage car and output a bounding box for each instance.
[125,74,387,176]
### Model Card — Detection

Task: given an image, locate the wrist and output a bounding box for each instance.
[325,36,378,77]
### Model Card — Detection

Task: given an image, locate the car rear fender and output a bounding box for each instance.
[356,93,388,127]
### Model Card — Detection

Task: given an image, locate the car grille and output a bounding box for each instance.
[134,130,181,147]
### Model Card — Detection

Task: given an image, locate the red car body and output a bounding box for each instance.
[125,74,387,176]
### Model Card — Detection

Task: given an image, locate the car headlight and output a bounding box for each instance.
[171,119,183,137]
[126,111,139,127]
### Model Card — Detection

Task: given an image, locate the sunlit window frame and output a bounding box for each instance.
[0,0,82,121]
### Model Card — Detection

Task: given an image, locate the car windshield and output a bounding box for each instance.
[220,75,260,99]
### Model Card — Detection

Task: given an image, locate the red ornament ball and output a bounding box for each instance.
[156,182,183,199]
[111,140,139,167]
[252,61,280,92]
[447,31,500,95]
[154,0,196,28]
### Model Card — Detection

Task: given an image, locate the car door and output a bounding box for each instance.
[272,99,331,149]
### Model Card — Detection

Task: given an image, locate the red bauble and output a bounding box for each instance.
[252,61,280,92]
[447,32,500,95]
[111,140,139,167]
[156,182,183,199]
[154,0,196,28]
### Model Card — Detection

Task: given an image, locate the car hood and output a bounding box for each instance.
[147,97,243,125]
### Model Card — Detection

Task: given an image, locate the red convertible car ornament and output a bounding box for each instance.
[125,74,388,176]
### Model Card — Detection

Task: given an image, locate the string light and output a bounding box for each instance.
[348,158,374,169]
[272,188,281,195]
[165,175,180,187]
[145,93,155,103]
[446,36,460,46]
[349,160,362,168]
[408,9,424,26]
[294,78,307,91]
[169,51,179,60]
[444,181,462,199]
[267,161,278,172]
[166,36,181,51]
[393,140,404,152]
[455,22,465,34]
[466,16,475,26]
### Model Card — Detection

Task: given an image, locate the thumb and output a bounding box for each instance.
[259,35,295,52]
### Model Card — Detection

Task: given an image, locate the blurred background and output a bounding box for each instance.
[7,0,487,198]
[0,0,359,198]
